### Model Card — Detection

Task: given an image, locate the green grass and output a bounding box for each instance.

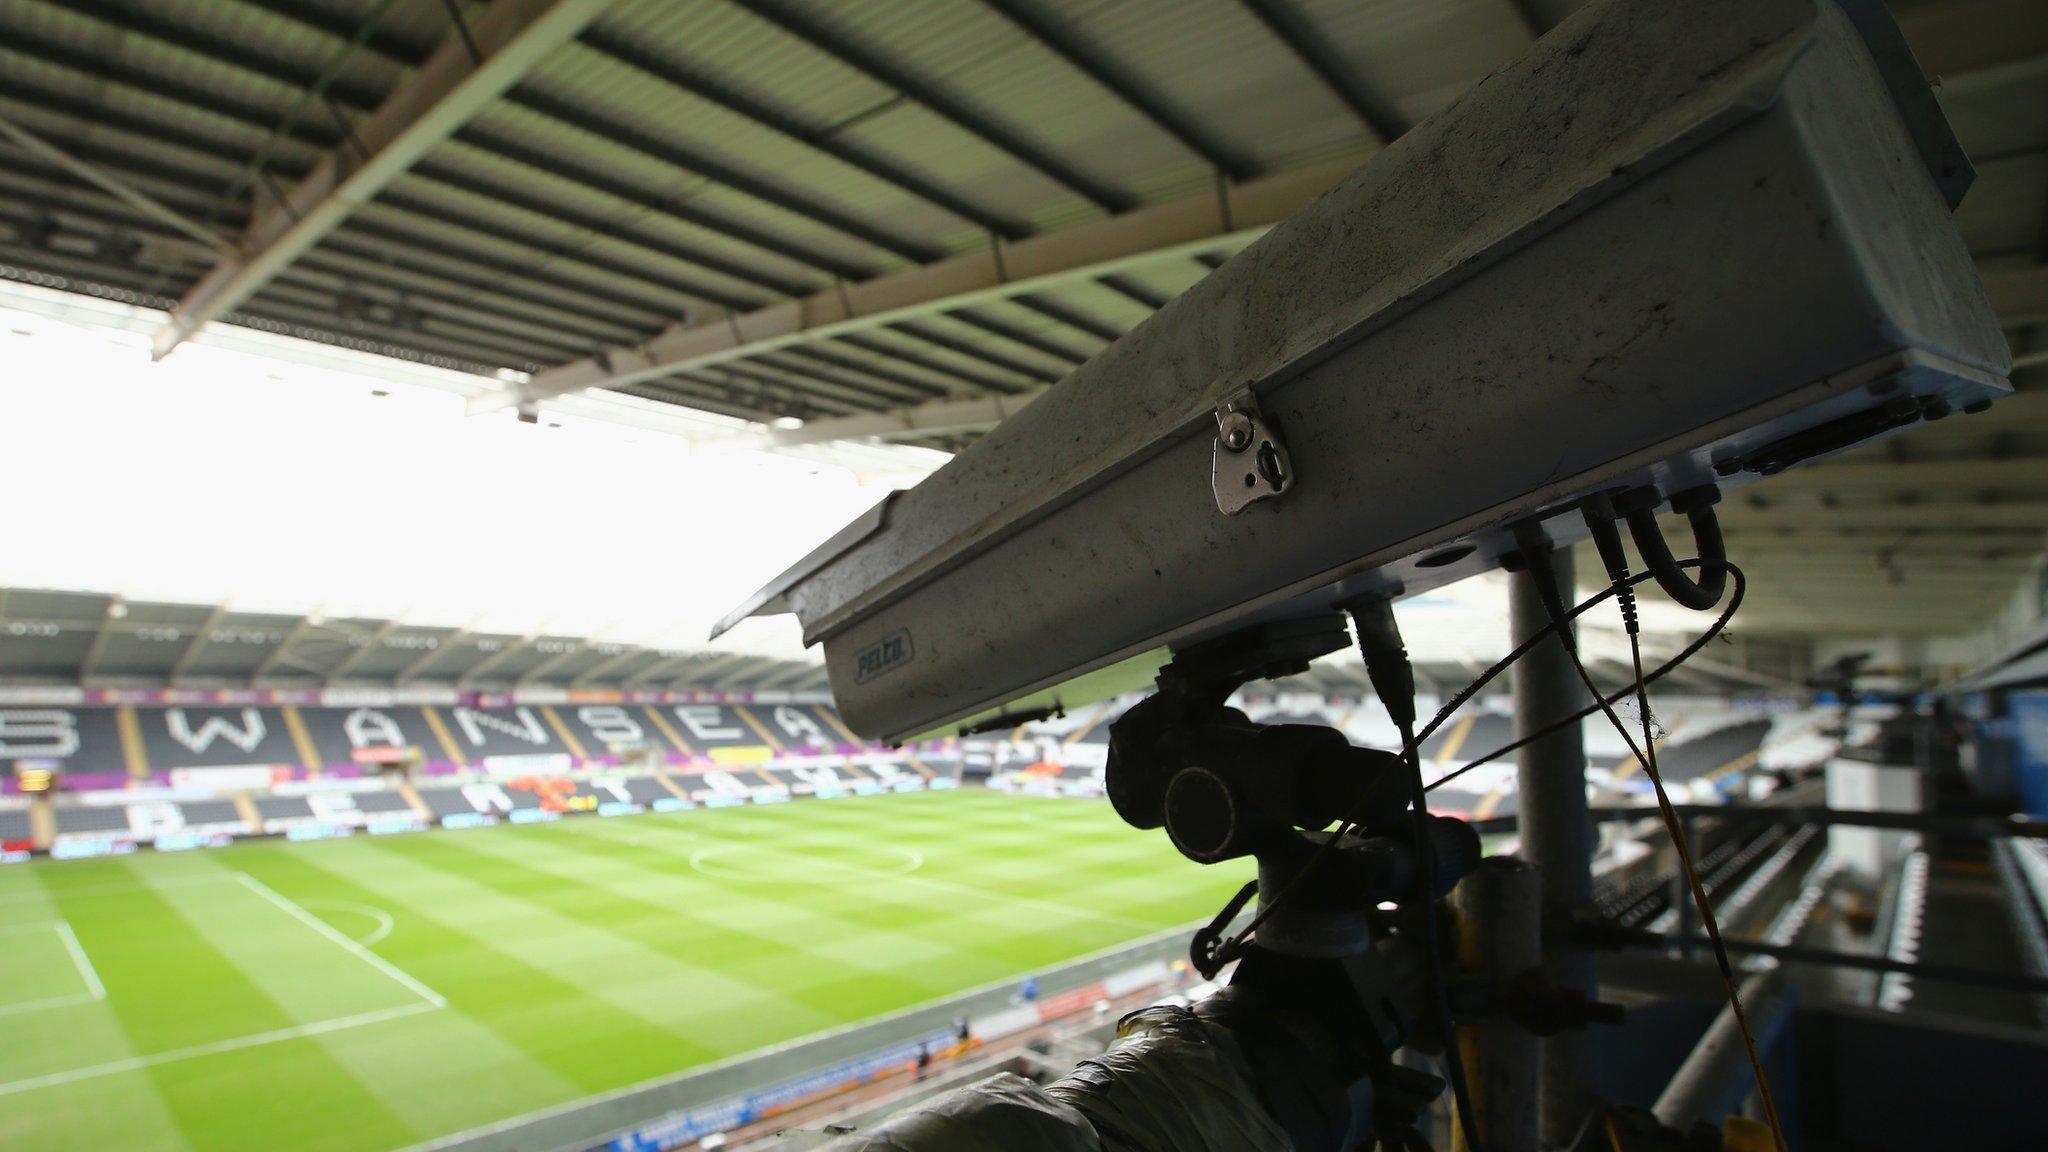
[0,789,1245,1152]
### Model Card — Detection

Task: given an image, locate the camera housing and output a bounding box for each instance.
[718,0,2011,744]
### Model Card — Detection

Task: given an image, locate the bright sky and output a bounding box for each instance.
[0,280,941,658]
[0,279,1708,674]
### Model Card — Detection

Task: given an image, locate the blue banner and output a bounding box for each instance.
[607,1029,959,1151]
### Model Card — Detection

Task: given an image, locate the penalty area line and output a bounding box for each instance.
[54,920,106,1001]
[0,1001,441,1098]
[235,873,446,1008]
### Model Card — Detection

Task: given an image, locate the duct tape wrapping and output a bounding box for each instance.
[822,1006,1290,1152]
[820,1072,1100,1152]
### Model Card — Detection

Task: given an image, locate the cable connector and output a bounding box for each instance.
[1348,596,1416,730]
[1582,492,1639,637]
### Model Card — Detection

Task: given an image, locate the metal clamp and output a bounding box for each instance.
[1213,387,1292,515]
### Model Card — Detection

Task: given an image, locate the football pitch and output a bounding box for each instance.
[0,789,1245,1152]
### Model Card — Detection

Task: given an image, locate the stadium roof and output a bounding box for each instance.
[0,2,2022,429]
[0,0,2041,652]
[0,572,1801,697]
[0,583,836,692]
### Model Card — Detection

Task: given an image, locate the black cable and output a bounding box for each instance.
[1352,600,1483,1152]
[1426,562,1744,795]
[1625,485,1726,611]
[1217,562,1741,958]
[1519,518,1787,1152]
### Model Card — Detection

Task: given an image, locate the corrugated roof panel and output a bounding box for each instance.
[816,0,1186,185]
[651,1,1128,234]
[600,0,900,132]
[529,41,965,265]
[459,95,914,282]
[809,0,1191,213]
[5,590,115,621]
[1291,0,1530,125]
[339,201,711,320]
[288,0,468,56]
[0,141,239,270]
[160,0,412,95]
[9,0,336,127]
[295,244,656,348]
[1029,279,1156,333]
[413,142,832,299]
[722,359,878,411]
[247,278,576,367]
[1023,0,1366,177]
[383,166,788,310]
[1107,257,1225,306]
[0,44,299,171]
[845,327,1048,392]
[1954,153,2047,253]
[1937,68,2048,162]
[0,91,248,200]
[978,295,1115,352]
[320,214,689,329]
[0,238,197,311]
[917,309,1087,377]
[839,102,1098,240]
[772,341,977,399]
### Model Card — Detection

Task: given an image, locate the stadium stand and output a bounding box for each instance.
[252,795,316,824]
[8,689,1814,861]
[175,800,250,829]
[51,806,131,836]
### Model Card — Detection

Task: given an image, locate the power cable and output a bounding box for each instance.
[1353,599,1483,1152]
[1215,561,1742,960]
[1521,507,1788,1152]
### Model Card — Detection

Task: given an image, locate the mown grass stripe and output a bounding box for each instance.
[0,789,1236,1152]
[35,867,417,1152]
[369,831,927,1025]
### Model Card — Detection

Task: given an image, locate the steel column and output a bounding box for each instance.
[1509,544,1596,1145]
[1653,969,1795,1131]
[1453,856,1540,1152]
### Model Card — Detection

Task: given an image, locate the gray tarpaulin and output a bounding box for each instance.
[823,1007,1293,1152]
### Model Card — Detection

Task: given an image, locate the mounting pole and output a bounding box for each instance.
[1509,543,1597,1145]
[1454,856,1541,1152]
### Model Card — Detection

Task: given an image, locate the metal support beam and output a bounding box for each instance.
[327,621,400,684]
[623,652,694,687]
[76,598,124,685]
[471,154,1366,412]
[0,112,235,257]
[391,628,462,685]
[1508,545,1596,1146]
[457,636,540,688]
[250,616,322,683]
[570,648,645,687]
[168,605,229,683]
[152,0,618,358]
[514,643,588,687]
[730,391,1044,448]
